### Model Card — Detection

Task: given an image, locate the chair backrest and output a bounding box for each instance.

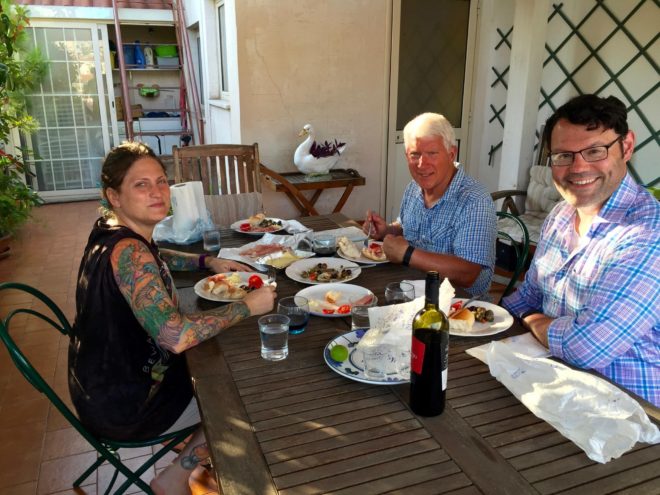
[173,143,262,195]
[495,212,530,302]
[524,165,561,214]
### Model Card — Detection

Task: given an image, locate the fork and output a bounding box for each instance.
[364,212,373,248]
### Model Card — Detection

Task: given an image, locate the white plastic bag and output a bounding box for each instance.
[467,334,660,463]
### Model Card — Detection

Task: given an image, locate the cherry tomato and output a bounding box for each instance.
[322,309,335,314]
[369,242,381,251]
[309,273,317,281]
[239,223,251,232]
[248,275,264,289]
[337,304,351,314]
[450,301,463,311]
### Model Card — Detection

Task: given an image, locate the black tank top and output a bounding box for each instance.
[69,218,193,441]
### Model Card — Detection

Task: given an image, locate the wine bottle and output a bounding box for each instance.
[409,271,449,416]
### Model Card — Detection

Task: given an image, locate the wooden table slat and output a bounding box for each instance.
[382,472,476,495]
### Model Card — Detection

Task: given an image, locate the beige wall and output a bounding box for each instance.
[235,0,391,221]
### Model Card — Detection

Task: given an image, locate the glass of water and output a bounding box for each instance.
[277,296,310,335]
[258,314,290,361]
[203,226,221,252]
[384,281,415,304]
[350,295,378,331]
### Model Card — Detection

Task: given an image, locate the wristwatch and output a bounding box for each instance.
[402,245,415,266]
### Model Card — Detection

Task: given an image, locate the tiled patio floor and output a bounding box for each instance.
[0,201,216,495]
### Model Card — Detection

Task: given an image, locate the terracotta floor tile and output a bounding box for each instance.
[37,452,98,495]
[0,421,46,488]
[0,481,37,495]
[0,395,50,429]
[42,427,95,461]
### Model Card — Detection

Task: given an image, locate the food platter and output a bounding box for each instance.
[323,330,408,385]
[295,283,375,317]
[193,272,269,302]
[230,217,289,235]
[285,257,360,285]
[337,240,388,264]
[449,298,514,337]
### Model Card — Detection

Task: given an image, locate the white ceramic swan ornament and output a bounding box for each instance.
[294,124,347,175]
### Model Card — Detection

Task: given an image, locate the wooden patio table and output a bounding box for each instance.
[169,214,660,495]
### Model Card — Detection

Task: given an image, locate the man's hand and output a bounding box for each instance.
[522,313,553,348]
[362,210,388,240]
[382,235,409,264]
[243,286,277,316]
[207,258,251,273]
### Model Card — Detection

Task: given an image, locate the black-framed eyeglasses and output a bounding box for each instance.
[548,136,622,167]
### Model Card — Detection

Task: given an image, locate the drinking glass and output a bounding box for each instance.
[384,281,415,304]
[277,296,310,335]
[202,226,221,252]
[361,344,396,380]
[350,296,378,331]
[313,233,337,256]
[397,348,411,380]
[258,314,290,361]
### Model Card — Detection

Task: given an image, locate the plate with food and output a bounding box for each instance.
[448,298,514,337]
[296,283,375,317]
[230,213,288,235]
[336,236,388,264]
[194,272,270,302]
[238,243,314,269]
[323,330,407,385]
[286,257,360,284]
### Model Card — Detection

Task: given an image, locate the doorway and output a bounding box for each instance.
[22,23,116,202]
[386,0,477,222]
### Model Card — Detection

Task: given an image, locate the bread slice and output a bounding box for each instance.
[449,308,475,333]
[362,244,386,261]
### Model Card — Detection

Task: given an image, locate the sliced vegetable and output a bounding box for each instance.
[239,223,251,232]
[322,308,335,314]
[248,275,264,289]
[337,304,351,314]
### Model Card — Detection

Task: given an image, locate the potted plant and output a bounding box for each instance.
[0,0,46,258]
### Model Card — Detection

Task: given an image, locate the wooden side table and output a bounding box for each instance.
[260,165,366,216]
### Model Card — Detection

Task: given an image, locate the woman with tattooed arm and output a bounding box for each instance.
[69,142,276,494]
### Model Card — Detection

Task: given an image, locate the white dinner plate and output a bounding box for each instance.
[194,272,269,302]
[337,240,389,265]
[295,283,375,317]
[285,257,360,285]
[230,218,289,235]
[324,330,408,385]
[449,298,514,337]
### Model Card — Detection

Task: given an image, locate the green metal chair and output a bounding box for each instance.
[494,212,530,303]
[0,282,197,494]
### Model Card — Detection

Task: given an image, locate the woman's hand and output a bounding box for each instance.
[243,286,277,316]
[207,258,251,273]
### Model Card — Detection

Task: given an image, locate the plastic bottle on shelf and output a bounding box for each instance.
[144,46,155,67]
[134,41,145,68]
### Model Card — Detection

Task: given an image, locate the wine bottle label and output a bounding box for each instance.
[411,336,425,374]
[442,368,447,390]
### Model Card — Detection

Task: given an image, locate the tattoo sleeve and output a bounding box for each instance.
[160,248,200,272]
[111,239,251,353]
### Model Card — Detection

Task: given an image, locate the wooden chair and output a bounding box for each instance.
[0,282,197,495]
[173,143,264,225]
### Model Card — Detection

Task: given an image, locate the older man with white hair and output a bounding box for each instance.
[365,112,496,297]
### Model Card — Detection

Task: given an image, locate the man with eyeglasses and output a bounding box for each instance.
[363,112,496,296]
[503,94,659,406]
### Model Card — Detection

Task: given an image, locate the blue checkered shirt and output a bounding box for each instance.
[399,165,496,297]
[503,173,660,406]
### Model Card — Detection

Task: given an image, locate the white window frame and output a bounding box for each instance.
[215,0,230,99]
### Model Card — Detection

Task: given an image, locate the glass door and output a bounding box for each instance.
[386,0,477,221]
[21,22,116,202]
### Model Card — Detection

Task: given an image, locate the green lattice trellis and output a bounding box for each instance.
[487,0,659,187]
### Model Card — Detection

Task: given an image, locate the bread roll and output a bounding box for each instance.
[337,236,361,258]
[449,308,475,332]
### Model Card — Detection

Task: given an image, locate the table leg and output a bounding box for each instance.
[333,184,355,213]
